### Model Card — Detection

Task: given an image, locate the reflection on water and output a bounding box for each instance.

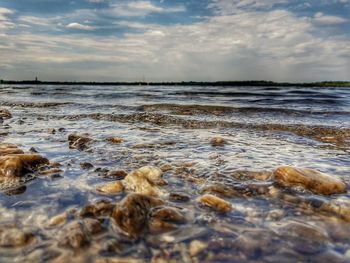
[0,85,349,262]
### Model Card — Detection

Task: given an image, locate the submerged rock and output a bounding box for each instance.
[197,194,232,213]
[68,134,92,151]
[58,219,103,249]
[0,226,35,248]
[273,166,347,195]
[123,166,166,197]
[112,193,164,239]
[275,221,329,254]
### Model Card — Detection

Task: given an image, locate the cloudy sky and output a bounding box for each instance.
[0,0,349,82]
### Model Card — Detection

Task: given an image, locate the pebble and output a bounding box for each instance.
[273,166,347,195]
[197,194,232,213]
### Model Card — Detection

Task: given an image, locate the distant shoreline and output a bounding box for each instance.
[1,80,350,87]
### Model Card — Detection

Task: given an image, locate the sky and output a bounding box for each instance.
[0,0,349,82]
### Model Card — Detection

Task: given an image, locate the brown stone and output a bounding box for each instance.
[197,194,232,213]
[112,193,164,239]
[273,166,347,195]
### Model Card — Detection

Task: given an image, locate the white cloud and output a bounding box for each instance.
[208,0,287,14]
[0,7,15,30]
[313,12,348,25]
[110,1,185,17]
[19,16,50,26]
[66,22,96,30]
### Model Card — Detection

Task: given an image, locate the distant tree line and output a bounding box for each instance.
[0,79,349,87]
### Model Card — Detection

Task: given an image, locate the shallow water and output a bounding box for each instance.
[0,85,349,262]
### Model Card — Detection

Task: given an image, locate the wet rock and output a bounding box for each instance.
[0,226,35,248]
[80,200,115,218]
[0,109,12,120]
[107,137,124,144]
[189,240,207,257]
[123,166,166,197]
[112,193,164,239]
[273,166,347,195]
[0,147,24,156]
[210,136,226,146]
[68,133,92,151]
[169,192,190,202]
[107,170,127,180]
[97,181,124,195]
[0,156,32,177]
[197,194,232,213]
[80,162,94,170]
[58,219,103,249]
[8,154,49,169]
